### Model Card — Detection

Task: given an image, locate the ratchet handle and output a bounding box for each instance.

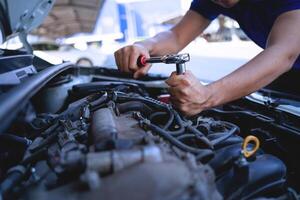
[137,55,162,67]
[137,55,147,68]
[137,54,187,74]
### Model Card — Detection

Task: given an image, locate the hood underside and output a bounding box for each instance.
[32,0,105,38]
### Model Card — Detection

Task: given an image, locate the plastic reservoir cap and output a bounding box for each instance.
[242,135,260,158]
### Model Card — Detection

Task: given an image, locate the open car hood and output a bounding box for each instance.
[0,0,54,44]
[32,0,105,38]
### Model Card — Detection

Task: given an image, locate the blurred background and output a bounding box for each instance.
[0,0,263,82]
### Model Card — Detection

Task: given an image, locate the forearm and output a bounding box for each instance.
[205,10,300,109]
[135,10,210,56]
[205,46,297,108]
[135,30,182,56]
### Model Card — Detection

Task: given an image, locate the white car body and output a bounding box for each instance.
[32,42,107,66]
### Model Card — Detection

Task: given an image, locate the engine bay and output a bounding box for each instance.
[0,66,300,200]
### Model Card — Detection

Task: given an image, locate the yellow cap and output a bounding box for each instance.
[242,135,260,158]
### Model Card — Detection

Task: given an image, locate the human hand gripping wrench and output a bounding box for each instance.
[137,53,190,105]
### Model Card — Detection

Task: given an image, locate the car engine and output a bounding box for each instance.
[0,65,299,200]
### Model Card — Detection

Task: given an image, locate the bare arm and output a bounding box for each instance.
[138,10,210,55]
[114,10,210,78]
[166,10,300,116]
[206,10,300,108]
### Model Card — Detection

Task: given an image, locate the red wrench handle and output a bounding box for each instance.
[137,55,147,67]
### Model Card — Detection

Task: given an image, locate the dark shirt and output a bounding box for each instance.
[190,0,300,69]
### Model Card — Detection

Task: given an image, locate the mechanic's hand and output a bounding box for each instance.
[114,43,152,79]
[166,71,212,116]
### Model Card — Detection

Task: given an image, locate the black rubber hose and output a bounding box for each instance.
[30,131,59,153]
[147,122,214,162]
[115,94,186,134]
[0,165,27,197]
[21,148,47,165]
[186,125,213,149]
[173,134,214,162]
[167,110,185,136]
[210,127,238,146]
[148,110,185,136]
[0,134,32,147]
[223,121,241,132]
[89,93,108,108]
[116,93,184,133]
[148,111,174,130]
[145,122,214,154]
[163,109,174,130]
[149,112,166,120]
[115,93,211,147]
[41,122,60,137]
[116,94,169,111]
[177,134,213,152]
[72,82,147,96]
[117,101,153,116]
[210,122,240,146]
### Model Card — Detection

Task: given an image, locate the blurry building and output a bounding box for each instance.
[96,0,186,42]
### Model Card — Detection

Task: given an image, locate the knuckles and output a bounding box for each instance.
[175,103,189,114]
[180,88,189,96]
[130,47,138,54]
[181,78,192,87]
[115,44,148,60]
[114,44,150,79]
[123,46,139,55]
[180,106,189,113]
[169,74,193,87]
[138,70,146,76]
[170,71,177,77]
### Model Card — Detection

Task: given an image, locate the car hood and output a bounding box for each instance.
[0,0,54,44]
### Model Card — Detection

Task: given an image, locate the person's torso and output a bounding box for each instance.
[217,0,300,69]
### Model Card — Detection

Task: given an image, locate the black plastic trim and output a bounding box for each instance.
[0,62,73,133]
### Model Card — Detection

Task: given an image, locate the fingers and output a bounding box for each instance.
[134,64,151,79]
[114,44,151,78]
[121,49,130,73]
[128,53,139,73]
[170,97,192,116]
[115,47,130,73]
[166,70,204,116]
[171,96,201,117]
[165,70,194,87]
[165,72,182,87]
[168,87,188,102]
[114,51,121,70]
